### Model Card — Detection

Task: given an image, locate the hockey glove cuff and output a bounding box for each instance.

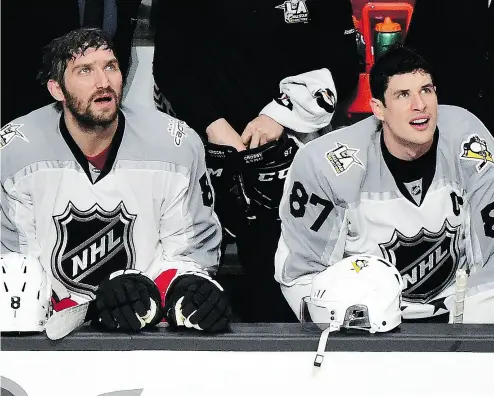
[93,270,163,332]
[164,273,233,332]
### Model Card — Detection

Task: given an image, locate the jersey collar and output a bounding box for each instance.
[58,110,126,184]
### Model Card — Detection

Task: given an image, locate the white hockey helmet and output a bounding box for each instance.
[304,255,404,367]
[0,252,52,332]
[306,254,404,333]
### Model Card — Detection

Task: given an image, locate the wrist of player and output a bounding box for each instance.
[164,273,233,332]
[93,270,163,332]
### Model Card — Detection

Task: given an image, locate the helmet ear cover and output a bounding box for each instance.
[0,253,52,332]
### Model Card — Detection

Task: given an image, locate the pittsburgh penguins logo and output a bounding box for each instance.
[315,88,336,114]
[351,258,369,273]
[460,134,494,173]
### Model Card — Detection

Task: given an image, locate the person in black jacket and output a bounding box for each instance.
[405,0,493,136]
[1,0,142,127]
[152,0,360,322]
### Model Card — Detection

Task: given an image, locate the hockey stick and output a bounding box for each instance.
[45,300,97,340]
[452,269,468,324]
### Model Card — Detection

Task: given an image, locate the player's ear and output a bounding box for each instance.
[370,98,385,122]
[47,79,65,102]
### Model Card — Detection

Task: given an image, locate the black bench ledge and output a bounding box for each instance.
[2,323,494,353]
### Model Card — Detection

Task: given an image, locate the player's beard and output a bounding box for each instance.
[62,86,122,131]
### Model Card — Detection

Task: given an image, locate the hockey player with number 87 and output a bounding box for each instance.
[275,45,494,324]
[0,28,232,335]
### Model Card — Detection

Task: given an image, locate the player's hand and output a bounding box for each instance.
[164,274,233,332]
[206,118,246,151]
[93,270,163,332]
[241,115,284,149]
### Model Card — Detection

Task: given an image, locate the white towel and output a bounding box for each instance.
[260,68,338,134]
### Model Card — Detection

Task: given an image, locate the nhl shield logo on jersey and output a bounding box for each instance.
[379,220,460,304]
[0,123,28,149]
[275,0,309,24]
[51,202,137,298]
[460,134,494,173]
[325,142,365,175]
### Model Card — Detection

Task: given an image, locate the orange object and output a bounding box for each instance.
[375,17,401,32]
[347,2,414,119]
[361,2,414,71]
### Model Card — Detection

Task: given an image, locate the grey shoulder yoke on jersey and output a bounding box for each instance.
[291,104,491,204]
[1,103,205,182]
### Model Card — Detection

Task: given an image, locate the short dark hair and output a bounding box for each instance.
[370,44,434,105]
[37,28,116,87]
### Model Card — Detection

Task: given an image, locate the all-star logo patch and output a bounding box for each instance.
[379,220,461,304]
[275,0,309,24]
[460,134,494,173]
[51,202,136,298]
[0,123,28,149]
[168,119,188,147]
[325,142,364,175]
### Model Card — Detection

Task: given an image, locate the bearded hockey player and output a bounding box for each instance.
[275,45,494,323]
[0,28,232,333]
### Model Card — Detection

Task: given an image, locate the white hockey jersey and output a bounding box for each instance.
[275,105,494,319]
[1,104,222,305]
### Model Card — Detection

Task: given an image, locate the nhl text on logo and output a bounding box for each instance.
[0,123,28,149]
[51,202,136,298]
[325,142,364,176]
[379,220,460,303]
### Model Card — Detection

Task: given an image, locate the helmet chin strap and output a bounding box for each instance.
[313,324,339,368]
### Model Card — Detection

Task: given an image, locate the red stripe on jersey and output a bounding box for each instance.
[154,269,178,306]
[51,297,78,312]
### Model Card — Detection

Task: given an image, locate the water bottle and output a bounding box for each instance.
[374,17,403,60]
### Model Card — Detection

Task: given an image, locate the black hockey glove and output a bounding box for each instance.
[240,133,299,215]
[164,273,232,333]
[205,142,252,236]
[92,270,163,332]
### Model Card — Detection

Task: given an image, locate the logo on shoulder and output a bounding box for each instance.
[460,135,493,173]
[275,0,309,24]
[168,119,188,147]
[325,142,364,175]
[0,123,28,149]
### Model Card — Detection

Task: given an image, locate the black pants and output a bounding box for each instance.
[228,214,298,323]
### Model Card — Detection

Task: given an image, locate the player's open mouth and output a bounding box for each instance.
[409,116,430,131]
[94,95,113,103]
